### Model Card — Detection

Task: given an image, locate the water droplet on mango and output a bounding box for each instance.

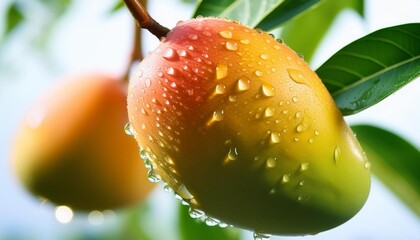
[163,48,179,61]
[266,158,277,168]
[219,30,232,39]
[216,64,228,80]
[237,78,251,92]
[261,84,275,97]
[287,69,306,84]
[225,41,238,51]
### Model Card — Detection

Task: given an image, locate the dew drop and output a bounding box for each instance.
[145,78,151,88]
[163,48,179,61]
[297,193,311,202]
[287,69,306,84]
[253,232,271,240]
[213,110,224,121]
[189,33,198,40]
[225,41,238,51]
[364,161,371,169]
[281,174,290,184]
[188,207,204,219]
[229,95,237,102]
[163,183,174,193]
[219,30,232,39]
[314,130,320,136]
[300,162,309,172]
[124,122,135,136]
[276,38,284,44]
[260,54,269,60]
[296,121,310,133]
[136,69,143,78]
[261,84,275,97]
[334,145,341,165]
[270,132,281,144]
[218,222,230,228]
[266,157,277,168]
[255,70,263,77]
[215,83,227,95]
[240,39,250,44]
[292,96,299,103]
[205,217,220,226]
[264,107,275,118]
[207,110,224,126]
[179,49,187,57]
[147,170,162,183]
[167,67,175,75]
[227,147,239,161]
[308,138,314,143]
[178,184,194,200]
[236,78,251,91]
[216,64,228,80]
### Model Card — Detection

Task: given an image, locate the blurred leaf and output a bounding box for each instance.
[3,2,25,39]
[193,0,319,29]
[316,23,420,115]
[118,203,152,240]
[280,0,364,62]
[109,0,125,13]
[179,204,240,240]
[39,0,73,15]
[351,124,420,216]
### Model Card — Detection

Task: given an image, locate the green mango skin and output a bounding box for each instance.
[127,17,371,235]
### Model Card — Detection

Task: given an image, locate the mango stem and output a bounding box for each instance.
[123,0,170,40]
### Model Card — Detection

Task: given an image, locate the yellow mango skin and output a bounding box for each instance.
[128,17,371,235]
[12,75,154,211]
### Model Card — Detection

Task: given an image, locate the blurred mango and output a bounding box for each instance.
[11,75,155,211]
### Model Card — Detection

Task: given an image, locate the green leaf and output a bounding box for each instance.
[39,0,73,17]
[255,0,320,31]
[351,124,420,216]
[109,0,125,13]
[178,204,240,240]
[316,23,420,115]
[193,0,319,29]
[3,2,24,37]
[193,0,235,18]
[280,0,364,62]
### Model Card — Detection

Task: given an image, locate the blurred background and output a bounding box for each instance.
[0,0,419,239]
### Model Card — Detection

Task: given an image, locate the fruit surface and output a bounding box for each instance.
[12,75,154,211]
[127,17,371,235]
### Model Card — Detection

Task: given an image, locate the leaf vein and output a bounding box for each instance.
[338,51,388,68]
[332,55,420,96]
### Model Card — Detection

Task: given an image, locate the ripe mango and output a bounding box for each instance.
[127,17,371,235]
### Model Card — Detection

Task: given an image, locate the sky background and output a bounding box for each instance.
[0,0,419,239]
